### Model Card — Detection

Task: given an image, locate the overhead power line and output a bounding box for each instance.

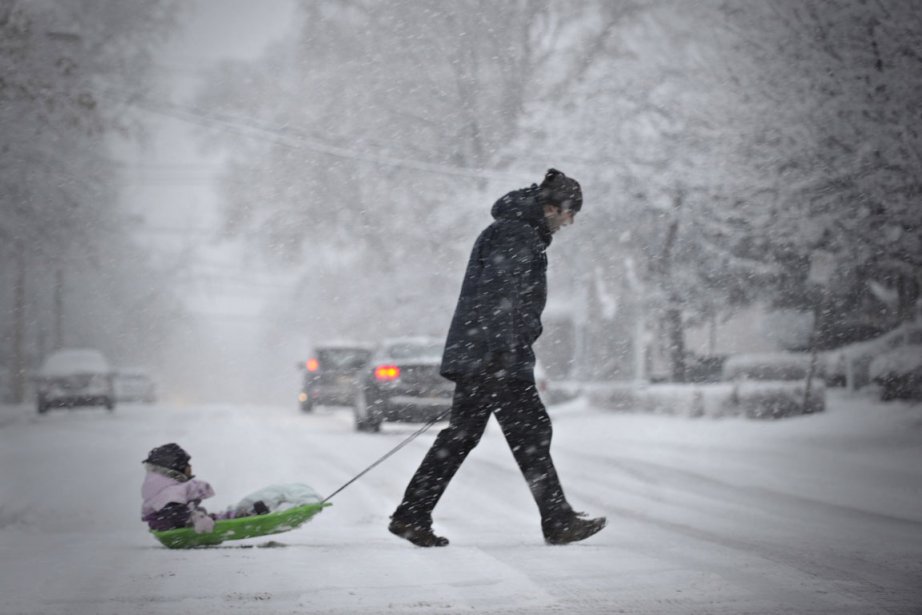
[130,97,535,185]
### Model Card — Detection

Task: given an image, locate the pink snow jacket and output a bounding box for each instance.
[141,464,222,532]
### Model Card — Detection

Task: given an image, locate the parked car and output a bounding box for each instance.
[297,342,373,412]
[114,368,157,403]
[352,336,454,432]
[824,321,922,389]
[35,348,115,414]
[722,352,825,418]
[869,345,922,401]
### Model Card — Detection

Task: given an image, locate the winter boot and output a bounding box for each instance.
[388,516,449,547]
[542,513,607,545]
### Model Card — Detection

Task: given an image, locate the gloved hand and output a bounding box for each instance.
[485,350,515,376]
[190,508,215,534]
[252,500,270,515]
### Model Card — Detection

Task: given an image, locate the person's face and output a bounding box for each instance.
[544,204,576,234]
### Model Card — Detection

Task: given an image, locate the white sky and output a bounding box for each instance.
[117,0,298,318]
[110,1,303,403]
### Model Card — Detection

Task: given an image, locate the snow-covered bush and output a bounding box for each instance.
[731,380,825,418]
[585,382,642,412]
[869,345,922,401]
[635,383,740,418]
[587,380,824,419]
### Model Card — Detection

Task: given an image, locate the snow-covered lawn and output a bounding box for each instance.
[1,390,920,614]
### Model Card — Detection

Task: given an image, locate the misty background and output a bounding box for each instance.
[2,0,920,406]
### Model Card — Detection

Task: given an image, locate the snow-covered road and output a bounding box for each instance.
[1,390,920,614]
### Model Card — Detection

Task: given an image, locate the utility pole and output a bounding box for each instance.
[54,269,63,349]
[804,250,835,411]
[12,244,26,403]
[708,310,717,356]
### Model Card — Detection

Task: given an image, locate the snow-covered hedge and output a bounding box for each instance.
[732,380,826,418]
[722,352,823,382]
[586,380,825,419]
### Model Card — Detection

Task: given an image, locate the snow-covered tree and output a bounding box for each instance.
[511,0,922,377]
[0,0,180,400]
[727,1,922,334]
[510,1,782,378]
[194,0,630,342]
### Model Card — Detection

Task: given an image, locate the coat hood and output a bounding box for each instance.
[490,185,552,246]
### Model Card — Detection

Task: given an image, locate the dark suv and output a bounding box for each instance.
[352,337,454,432]
[298,343,373,412]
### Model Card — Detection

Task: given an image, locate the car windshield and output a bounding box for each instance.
[317,348,370,369]
[385,342,443,360]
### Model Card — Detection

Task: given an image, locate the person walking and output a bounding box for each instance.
[389,169,606,547]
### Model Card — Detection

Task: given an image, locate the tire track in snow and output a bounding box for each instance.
[551,446,922,613]
[420,431,921,613]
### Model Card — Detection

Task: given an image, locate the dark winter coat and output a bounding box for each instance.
[440,185,552,383]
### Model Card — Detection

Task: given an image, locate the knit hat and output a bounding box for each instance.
[142,443,191,473]
[538,168,582,212]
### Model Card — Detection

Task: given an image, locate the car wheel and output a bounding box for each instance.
[105,397,115,412]
[37,399,48,414]
[366,415,382,433]
[300,394,314,413]
[353,387,383,432]
[353,387,371,431]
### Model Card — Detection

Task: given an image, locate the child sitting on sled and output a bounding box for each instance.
[141,443,269,534]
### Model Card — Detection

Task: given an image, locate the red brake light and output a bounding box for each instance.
[306,358,319,372]
[374,364,400,382]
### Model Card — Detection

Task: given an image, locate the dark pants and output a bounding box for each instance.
[143,502,190,531]
[393,376,573,524]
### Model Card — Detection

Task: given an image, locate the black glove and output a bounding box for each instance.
[252,500,270,515]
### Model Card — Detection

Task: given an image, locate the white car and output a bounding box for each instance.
[114,368,158,403]
[721,352,825,418]
[35,348,115,414]
[869,345,922,401]
[823,321,922,389]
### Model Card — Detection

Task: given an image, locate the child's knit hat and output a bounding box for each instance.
[142,443,191,473]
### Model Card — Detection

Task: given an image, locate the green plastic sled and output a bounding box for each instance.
[151,502,331,549]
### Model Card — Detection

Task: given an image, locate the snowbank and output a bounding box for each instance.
[869,345,922,380]
[586,380,825,419]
